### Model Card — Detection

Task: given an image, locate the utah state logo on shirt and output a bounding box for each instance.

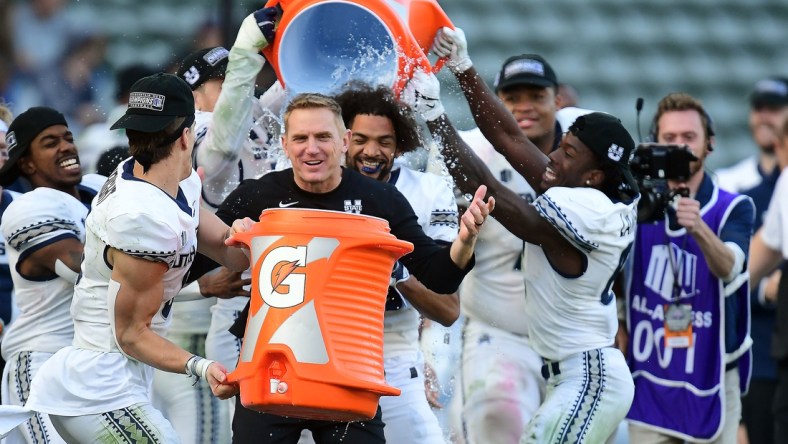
[344,199,362,214]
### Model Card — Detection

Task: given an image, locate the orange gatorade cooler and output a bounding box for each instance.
[262,0,453,96]
[227,208,413,421]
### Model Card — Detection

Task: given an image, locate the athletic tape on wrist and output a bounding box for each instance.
[184,355,215,386]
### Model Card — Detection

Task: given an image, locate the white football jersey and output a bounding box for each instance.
[458,128,535,335]
[763,166,788,257]
[714,155,760,193]
[523,187,637,361]
[26,159,202,416]
[0,188,91,360]
[383,166,458,357]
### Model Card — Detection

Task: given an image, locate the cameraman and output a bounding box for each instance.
[624,93,755,443]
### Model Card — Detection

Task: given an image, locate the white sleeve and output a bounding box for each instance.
[423,174,458,243]
[195,46,265,181]
[533,187,609,253]
[1,191,83,256]
[104,212,179,267]
[763,171,788,257]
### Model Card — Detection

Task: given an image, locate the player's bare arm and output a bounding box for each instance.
[453,67,548,189]
[109,249,237,397]
[16,236,83,281]
[396,276,459,326]
[196,210,251,272]
[428,117,585,276]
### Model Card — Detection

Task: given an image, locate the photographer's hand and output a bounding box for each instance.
[676,197,738,281]
[674,197,702,234]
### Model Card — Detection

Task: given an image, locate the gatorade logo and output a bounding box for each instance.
[259,246,307,308]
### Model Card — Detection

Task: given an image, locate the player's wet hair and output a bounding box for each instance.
[126,116,189,172]
[283,93,346,135]
[334,84,421,155]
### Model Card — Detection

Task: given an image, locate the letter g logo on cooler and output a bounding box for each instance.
[258,245,307,308]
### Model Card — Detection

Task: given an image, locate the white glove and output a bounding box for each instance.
[402,70,445,122]
[234,6,282,51]
[431,27,472,74]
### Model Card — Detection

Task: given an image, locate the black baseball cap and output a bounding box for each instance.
[110,73,195,133]
[177,46,230,91]
[569,112,638,194]
[750,77,788,109]
[493,54,558,93]
[0,106,68,186]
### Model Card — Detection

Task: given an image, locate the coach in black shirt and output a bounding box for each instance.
[217,92,493,444]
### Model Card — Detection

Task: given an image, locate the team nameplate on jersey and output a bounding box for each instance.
[664,303,693,348]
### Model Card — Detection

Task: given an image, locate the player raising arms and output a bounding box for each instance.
[402,28,640,443]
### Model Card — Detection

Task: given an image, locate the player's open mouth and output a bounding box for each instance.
[59,157,80,171]
[543,166,557,182]
[518,118,535,129]
[359,159,383,174]
[304,160,322,166]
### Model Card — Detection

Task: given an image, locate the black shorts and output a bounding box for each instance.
[232,396,386,444]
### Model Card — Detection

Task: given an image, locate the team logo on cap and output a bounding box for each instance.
[203,47,229,66]
[5,131,16,153]
[608,143,624,162]
[504,59,545,79]
[182,67,200,85]
[129,92,166,111]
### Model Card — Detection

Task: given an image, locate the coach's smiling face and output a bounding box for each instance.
[282,107,350,194]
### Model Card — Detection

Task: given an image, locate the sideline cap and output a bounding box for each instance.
[177,47,230,91]
[110,73,195,133]
[0,107,68,185]
[494,54,558,92]
[569,112,638,193]
[750,77,788,109]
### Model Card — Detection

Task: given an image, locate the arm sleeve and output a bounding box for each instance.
[533,187,608,254]
[1,193,82,258]
[195,46,265,181]
[104,212,179,266]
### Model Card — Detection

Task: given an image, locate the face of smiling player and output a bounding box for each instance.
[19,124,83,194]
[346,114,398,182]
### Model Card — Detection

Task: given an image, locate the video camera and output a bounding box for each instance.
[629,143,697,222]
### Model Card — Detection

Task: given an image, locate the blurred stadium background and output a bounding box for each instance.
[1,0,788,170]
